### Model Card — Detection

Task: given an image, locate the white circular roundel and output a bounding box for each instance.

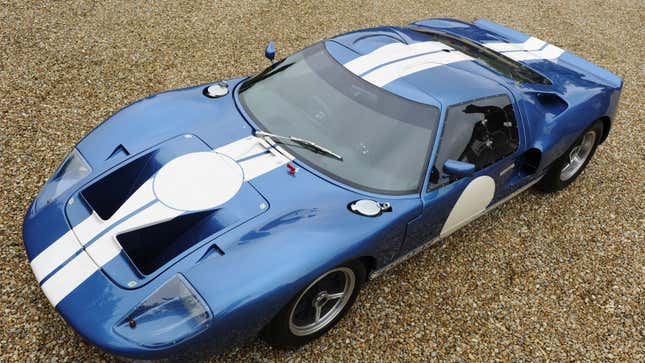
[153,152,243,212]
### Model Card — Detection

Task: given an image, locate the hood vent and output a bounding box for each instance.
[66,135,268,289]
[117,210,218,275]
[83,152,158,220]
[107,144,130,160]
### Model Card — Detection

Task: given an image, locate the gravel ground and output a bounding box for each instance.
[1,0,643,361]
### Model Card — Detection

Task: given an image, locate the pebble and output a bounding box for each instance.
[1,1,643,362]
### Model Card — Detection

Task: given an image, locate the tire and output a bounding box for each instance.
[260,260,366,349]
[536,120,603,192]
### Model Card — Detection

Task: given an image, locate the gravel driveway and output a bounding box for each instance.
[1,1,643,361]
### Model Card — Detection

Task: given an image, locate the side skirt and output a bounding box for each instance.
[369,176,543,280]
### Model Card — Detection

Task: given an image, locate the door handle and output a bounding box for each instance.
[500,163,515,176]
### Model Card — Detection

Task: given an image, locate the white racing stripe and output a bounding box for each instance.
[220,135,292,180]
[71,213,106,246]
[42,201,185,306]
[215,135,268,160]
[362,51,473,87]
[72,179,156,243]
[483,37,564,62]
[341,36,565,88]
[109,201,185,236]
[340,40,473,87]
[239,151,290,180]
[41,251,97,307]
[501,44,564,61]
[31,135,293,306]
[108,179,157,222]
[484,37,546,53]
[29,230,79,282]
[30,212,109,282]
[30,179,158,284]
[88,202,184,265]
[540,44,565,59]
[344,41,453,75]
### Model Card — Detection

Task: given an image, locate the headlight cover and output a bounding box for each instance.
[33,148,91,211]
[114,275,211,348]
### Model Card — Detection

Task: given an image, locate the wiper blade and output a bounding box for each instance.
[255,131,343,161]
[239,60,293,92]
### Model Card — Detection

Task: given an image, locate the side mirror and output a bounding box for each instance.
[264,41,276,62]
[443,159,476,178]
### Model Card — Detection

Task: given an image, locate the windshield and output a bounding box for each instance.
[239,42,439,195]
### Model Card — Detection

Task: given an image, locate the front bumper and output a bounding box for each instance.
[22,198,216,359]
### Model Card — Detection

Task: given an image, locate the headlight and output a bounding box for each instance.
[114,275,211,348]
[33,148,91,211]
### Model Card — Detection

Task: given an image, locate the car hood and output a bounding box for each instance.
[64,77,306,289]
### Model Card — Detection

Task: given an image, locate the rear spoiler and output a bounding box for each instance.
[473,19,622,89]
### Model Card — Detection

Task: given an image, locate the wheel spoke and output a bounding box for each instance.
[569,147,579,161]
[326,292,345,300]
[314,304,322,323]
[562,162,571,171]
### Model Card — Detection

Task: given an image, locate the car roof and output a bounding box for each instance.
[325,26,513,108]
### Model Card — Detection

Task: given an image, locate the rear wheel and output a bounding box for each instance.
[537,121,603,192]
[261,261,366,349]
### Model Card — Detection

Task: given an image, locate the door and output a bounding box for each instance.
[400,94,522,255]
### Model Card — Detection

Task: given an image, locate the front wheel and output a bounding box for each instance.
[260,261,366,349]
[537,120,603,192]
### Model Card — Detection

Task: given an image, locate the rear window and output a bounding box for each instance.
[408,26,551,85]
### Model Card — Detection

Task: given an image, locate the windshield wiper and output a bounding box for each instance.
[255,131,343,161]
[239,59,293,92]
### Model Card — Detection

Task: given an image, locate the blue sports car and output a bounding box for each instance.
[23,18,622,359]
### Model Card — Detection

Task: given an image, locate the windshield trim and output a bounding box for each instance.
[237,42,439,196]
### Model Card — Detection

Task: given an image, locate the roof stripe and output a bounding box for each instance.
[484,36,546,52]
[482,36,564,62]
[344,41,452,75]
[361,51,473,87]
[499,44,564,61]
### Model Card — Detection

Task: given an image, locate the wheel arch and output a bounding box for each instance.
[357,256,378,281]
[258,255,372,346]
[596,115,611,144]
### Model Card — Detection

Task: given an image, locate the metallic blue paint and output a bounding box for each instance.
[443,159,476,177]
[265,41,276,61]
[22,18,622,359]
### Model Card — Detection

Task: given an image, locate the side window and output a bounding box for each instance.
[429,94,519,188]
